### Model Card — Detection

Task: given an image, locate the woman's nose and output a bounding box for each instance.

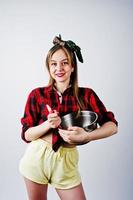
[56,63,63,70]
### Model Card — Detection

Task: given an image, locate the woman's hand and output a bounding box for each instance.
[58,126,89,144]
[47,110,61,129]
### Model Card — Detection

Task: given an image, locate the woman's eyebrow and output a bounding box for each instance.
[50,58,68,62]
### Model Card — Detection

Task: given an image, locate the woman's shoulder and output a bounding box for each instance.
[78,86,95,94]
[27,85,52,97]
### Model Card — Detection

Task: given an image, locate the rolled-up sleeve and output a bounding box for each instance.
[21,90,38,142]
[89,89,118,126]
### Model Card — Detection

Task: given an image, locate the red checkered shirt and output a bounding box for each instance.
[21,85,118,151]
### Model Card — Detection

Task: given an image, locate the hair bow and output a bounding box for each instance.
[53,35,83,63]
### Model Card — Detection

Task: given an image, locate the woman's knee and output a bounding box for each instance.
[56,183,86,200]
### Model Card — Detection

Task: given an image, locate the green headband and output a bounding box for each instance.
[53,35,83,63]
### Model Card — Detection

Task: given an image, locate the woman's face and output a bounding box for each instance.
[49,49,74,86]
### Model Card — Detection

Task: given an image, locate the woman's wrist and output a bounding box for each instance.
[43,120,51,130]
[84,131,93,142]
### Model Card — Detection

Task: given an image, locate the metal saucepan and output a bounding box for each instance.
[61,111,98,145]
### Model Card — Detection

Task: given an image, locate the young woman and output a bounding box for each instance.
[19,35,118,200]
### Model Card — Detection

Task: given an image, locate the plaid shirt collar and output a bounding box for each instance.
[47,84,72,94]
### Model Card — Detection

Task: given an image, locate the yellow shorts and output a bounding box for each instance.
[19,139,81,189]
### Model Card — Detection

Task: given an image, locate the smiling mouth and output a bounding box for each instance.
[56,73,65,77]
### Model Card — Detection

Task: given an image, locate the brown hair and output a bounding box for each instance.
[46,44,84,109]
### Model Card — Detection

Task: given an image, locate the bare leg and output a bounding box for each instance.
[24,177,48,200]
[56,183,86,200]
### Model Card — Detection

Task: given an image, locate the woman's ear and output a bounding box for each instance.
[71,67,74,72]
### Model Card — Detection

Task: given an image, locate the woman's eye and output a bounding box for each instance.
[62,61,68,65]
[51,63,57,67]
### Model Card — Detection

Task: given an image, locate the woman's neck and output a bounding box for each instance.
[54,82,70,93]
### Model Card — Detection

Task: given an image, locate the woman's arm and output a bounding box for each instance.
[25,120,51,142]
[86,121,118,142]
[58,121,118,144]
[25,111,61,142]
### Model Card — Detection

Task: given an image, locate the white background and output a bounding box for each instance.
[0,0,132,199]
